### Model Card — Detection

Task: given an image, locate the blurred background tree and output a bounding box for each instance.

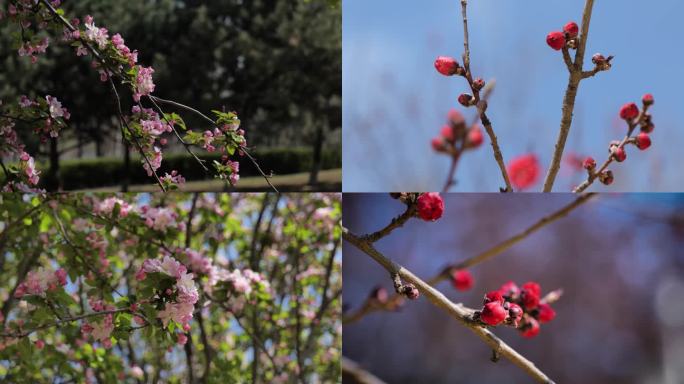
[0,0,341,190]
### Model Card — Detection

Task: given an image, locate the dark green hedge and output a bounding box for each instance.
[53,147,340,190]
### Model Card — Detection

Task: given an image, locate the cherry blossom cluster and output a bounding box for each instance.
[1,1,253,190]
[136,256,199,336]
[80,300,118,349]
[94,196,133,217]
[431,109,484,158]
[475,281,559,338]
[13,266,67,298]
[140,206,184,232]
[578,95,655,189]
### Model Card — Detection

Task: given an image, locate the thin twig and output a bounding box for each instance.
[573,106,650,193]
[342,356,388,384]
[542,0,596,192]
[343,228,555,384]
[459,0,512,192]
[149,96,278,192]
[362,203,416,243]
[0,308,130,338]
[344,193,596,324]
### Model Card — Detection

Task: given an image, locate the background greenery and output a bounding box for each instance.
[0,0,341,190]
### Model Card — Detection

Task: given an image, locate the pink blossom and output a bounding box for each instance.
[130,366,144,379]
[84,19,109,49]
[14,266,66,297]
[95,197,132,217]
[177,333,188,345]
[176,271,199,304]
[157,302,195,328]
[142,146,162,177]
[141,207,177,231]
[90,314,114,342]
[45,95,68,119]
[133,66,155,101]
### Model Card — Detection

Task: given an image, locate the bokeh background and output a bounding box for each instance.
[0,0,341,191]
[343,0,683,192]
[343,194,684,383]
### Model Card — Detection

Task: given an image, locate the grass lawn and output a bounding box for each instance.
[83,168,341,192]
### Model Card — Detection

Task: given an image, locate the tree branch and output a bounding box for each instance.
[542,0,596,192]
[342,229,555,384]
[344,193,596,324]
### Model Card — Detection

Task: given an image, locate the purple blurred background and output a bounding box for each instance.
[343,193,684,383]
[343,0,684,192]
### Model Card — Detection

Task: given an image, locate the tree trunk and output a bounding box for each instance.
[309,125,324,186]
[122,144,130,192]
[46,137,61,191]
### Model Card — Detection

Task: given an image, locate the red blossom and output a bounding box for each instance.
[481,301,507,326]
[619,103,639,120]
[434,56,460,76]
[451,269,474,291]
[507,154,541,190]
[416,193,444,222]
[546,31,566,50]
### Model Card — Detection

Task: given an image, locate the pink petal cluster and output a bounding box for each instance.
[45,95,69,119]
[110,33,138,66]
[83,16,109,49]
[141,207,179,231]
[19,152,40,186]
[133,66,155,102]
[183,249,213,275]
[94,197,132,217]
[215,268,267,296]
[14,267,67,297]
[82,313,114,348]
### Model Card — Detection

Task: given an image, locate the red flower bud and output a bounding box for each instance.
[448,109,465,126]
[498,281,520,299]
[582,157,596,171]
[440,124,455,143]
[434,56,460,76]
[537,303,556,323]
[619,103,639,120]
[404,285,420,300]
[592,53,606,64]
[612,147,627,162]
[563,22,579,38]
[451,269,474,291]
[458,93,475,107]
[370,286,389,304]
[467,125,484,148]
[481,301,507,326]
[635,133,651,150]
[483,290,504,305]
[546,31,566,50]
[521,317,541,338]
[642,93,654,106]
[599,170,614,185]
[431,137,446,152]
[472,77,485,91]
[416,192,444,222]
[508,303,523,327]
[521,282,541,310]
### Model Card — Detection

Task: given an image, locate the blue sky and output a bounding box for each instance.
[343,0,684,192]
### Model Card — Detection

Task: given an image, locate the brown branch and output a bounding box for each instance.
[460,0,512,192]
[342,356,388,384]
[362,203,416,242]
[342,229,555,384]
[0,308,131,338]
[573,105,651,193]
[542,0,597,192]
[344,193,596,324]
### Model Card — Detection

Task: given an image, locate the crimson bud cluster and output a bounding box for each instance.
[431,109,484,158]
[475,281,558,339]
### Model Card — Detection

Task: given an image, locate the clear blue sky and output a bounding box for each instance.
[343,0,684,192]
